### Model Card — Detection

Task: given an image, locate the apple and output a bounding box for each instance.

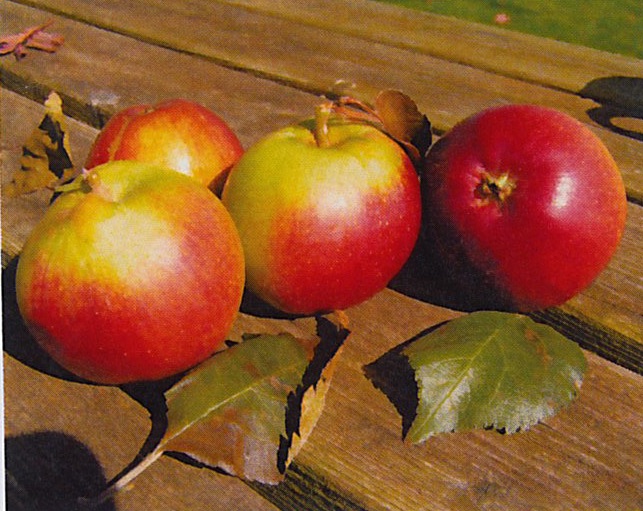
[420,104,627,311]
[15,160,245,384]
[85,98,244,194]
[221,105,422,315]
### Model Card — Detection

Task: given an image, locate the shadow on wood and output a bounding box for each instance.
[240,287,309,320]
[580,76,643,142]
[5,432,115,511]
[362,324,447,439]
[2,258,84,383]
[389,231,516,313]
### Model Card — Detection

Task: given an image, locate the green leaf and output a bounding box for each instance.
[83,318,348,506]
[159,316,348,484]
[365,312,587,444]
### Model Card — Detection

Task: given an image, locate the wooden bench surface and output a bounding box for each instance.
[2,1,642,510]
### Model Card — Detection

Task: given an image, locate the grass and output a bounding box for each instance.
[374,0,642,59]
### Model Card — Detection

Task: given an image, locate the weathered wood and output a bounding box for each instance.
[4,272,642,511]
[4,0,643,203]
[4,92,641,508]
[223,0,643,106]
[1,2,641,356]
[3,85,641,362]
[3,351,282,511]
[2,1,642,510]
[0,2,320,146]
[287,294,643,511]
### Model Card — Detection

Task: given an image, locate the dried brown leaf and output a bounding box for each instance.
[27,30,65,53]
[329,90,431,166]
[160,316,348,484]
[3,91,76,197]
[374,89,432,164]
[280,316,349,472]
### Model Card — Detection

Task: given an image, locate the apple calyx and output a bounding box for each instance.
[475,171,516,207]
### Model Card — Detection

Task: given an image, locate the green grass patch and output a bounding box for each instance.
[374,0,642,58]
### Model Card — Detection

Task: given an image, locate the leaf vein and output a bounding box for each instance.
[414,326,504,433]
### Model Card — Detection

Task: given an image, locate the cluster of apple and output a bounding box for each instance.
[15,96,627,385]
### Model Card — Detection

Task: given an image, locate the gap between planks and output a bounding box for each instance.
[5,0,643,206]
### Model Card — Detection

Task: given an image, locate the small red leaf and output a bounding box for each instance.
[0,21,64,60]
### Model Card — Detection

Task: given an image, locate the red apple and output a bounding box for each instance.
[221,106,422,315]
[420,104,627,311]
[85,98,244,194]
[15,161,245,384]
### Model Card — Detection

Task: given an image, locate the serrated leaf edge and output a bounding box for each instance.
[161,334,310,450]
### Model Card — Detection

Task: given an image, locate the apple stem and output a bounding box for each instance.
[78,448,164,508]
[54,168,102,195]
[85,169,102,190]
[314,102,333,148]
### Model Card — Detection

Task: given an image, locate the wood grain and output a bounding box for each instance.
[3,354,282,511]
[4,276,642,510]
[223,0,643,104]
[291,293,643,511]
[5,0,643,203]
[1,2,641,357]
[0,2,320,147]
[2,1,642,510]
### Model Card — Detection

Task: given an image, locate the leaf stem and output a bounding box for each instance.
[78,448,164,508]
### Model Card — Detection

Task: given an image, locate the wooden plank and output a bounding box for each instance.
[3,94,642,510]
[0,89,98,264]
[1,3,641,357]
[286,295,643,511]
[223,0,643,106]
[0,2,320,147]
[6,0,643,204]
[4,262,642,510]
[1,15,642,511]
[3,354,282,511]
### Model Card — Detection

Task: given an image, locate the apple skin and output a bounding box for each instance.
[16,161,245,384]
[222,119,422,315]
[85,99,244,194]
[420,104,627,311]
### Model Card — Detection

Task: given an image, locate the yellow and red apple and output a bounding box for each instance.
[222,108,422,315]
[85,99,244,194]
[16,161,245,384]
